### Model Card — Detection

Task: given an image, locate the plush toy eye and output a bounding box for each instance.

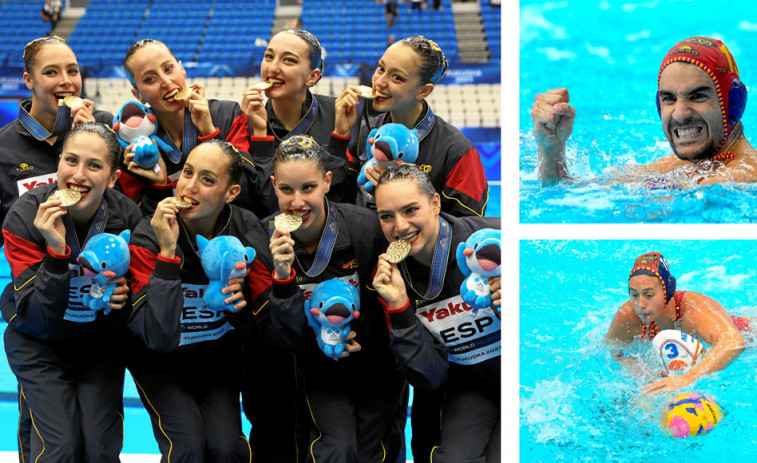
[101,261,107,269]
[319,302,324,308]
[244,253,249,261]
[397,151,404,159]
[351,304,356,311]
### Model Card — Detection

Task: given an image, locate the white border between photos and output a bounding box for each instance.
[502,0,518,459]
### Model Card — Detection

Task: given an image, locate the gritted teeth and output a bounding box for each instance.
[268,78,284,85]
[54,92,74,99]
[292,210,309,217]
[375,91,391,98]
[674,126,703,139]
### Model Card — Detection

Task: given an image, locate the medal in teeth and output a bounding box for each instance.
[173,87,192,101]
[386,239,411,263]
[174,197,193,209]
[274,213,303,232]
[51,188,82,207]
[356,85,376,99]
[60,96,84,108]
[252,81,273,91]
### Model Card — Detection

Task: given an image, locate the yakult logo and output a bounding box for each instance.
[17,172,57,197]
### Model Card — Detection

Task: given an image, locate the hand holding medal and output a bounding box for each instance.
[151,197,182,259]
[270,213,301,280]
[35,189,76,255]
[373,248,410,310]
[241,82,270,136]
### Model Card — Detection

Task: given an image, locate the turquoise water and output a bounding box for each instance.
[520,240,757,461]
[520,0,757,223]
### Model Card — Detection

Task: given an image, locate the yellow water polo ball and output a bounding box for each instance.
[664,392,723,438]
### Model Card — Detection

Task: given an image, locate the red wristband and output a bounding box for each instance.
[152,177,174,189]
[331,131,351,140]
[157,254,181,264]
[47,245,71,259]
[272,268,296,284]
[384,297,410,313]
[197,127,221,141]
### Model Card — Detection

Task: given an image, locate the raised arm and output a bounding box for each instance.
[531,88,576,183]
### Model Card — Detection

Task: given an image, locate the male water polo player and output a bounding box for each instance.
[531,36,757,185]
[605,252,750,396]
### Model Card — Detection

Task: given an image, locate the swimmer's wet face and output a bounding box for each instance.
[658,62,725,161]
[628,274,667,324]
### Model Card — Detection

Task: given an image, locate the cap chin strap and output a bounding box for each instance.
[712,121,743,162]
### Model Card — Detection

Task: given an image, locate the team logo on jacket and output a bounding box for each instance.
[341,259,358,270]
[415,295,500,365]
[17,172,57,197]
[15,163,34,172]
[416,164,432,173]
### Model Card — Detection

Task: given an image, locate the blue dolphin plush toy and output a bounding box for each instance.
[77,230,131,315]
[304,279,361,361]
[358,123,419,193]
[456,228,501,317]
[112,101,173,169]
[196,235,256,313]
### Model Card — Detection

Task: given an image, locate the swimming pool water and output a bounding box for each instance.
[520,240,757,461]
[520,0,757,223]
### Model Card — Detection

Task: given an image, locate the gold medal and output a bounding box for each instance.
[356,85,376,99]
[274,213,303,232]
[174,87,192,101]
[386,239,411,263]
[51,189,81,207]
[251,81,273,91]
[60,96,83,108]
[174,197,194,209]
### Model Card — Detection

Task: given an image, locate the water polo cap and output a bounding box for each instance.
[657,37,747,151]
[629,252,676,303]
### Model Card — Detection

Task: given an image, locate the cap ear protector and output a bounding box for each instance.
[656,78,747,125]
[728,78,747,124]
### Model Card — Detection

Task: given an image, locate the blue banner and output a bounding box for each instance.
[72,62,501,84]
[442,64,501,85]
[0,66,30,98]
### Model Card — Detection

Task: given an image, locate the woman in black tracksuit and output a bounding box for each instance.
[0,36,113,244]
[227,28,358,216]
[372,164,501,463]
[227,29,359,462]
[251,135,405,462]
[120,39,268,215]
[127,140,272,462]
[335,35,490,217]
[1,123,141,461]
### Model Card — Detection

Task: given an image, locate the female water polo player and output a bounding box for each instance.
[606,252,751,396]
